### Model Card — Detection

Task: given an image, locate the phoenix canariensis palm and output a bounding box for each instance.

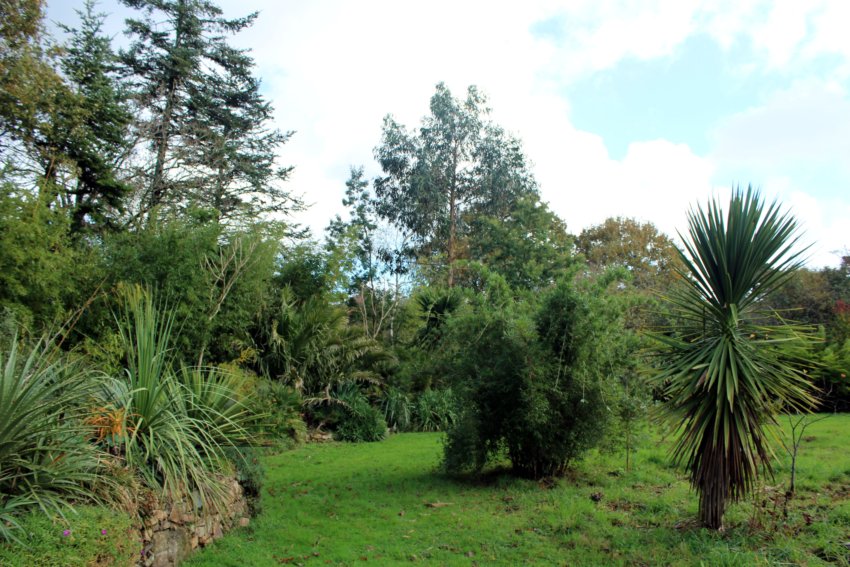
[656,187,815,529]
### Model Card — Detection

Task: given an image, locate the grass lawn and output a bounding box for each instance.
[186,416,850,566]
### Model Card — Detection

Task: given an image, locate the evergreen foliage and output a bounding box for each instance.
[57,0,132,232]
[441,273,633,478]
[119,0,297,219]
[374,82,567,288]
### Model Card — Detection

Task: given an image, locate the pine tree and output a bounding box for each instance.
[0,0,68,175]
[119,0,297,221]
[180,43,296,223]
[58,0,133,232]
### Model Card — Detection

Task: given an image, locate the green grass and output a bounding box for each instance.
[0,505,137,566]
[186,415,850,566]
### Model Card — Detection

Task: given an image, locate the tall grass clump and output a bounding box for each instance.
[0,336,106,543]
[413,388,456,432]
[381,387,413,431]
[96,286,256,512]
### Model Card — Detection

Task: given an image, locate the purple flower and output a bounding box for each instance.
[101,529,107,535]
[62,530,70,537]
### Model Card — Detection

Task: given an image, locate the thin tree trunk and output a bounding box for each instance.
[789,451,797,495]
[149,2,185,211]
[150,78,176,210]
[447,145,459,287]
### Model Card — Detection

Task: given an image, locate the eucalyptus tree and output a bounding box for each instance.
[656,188,814,529]
[373,82,540,287]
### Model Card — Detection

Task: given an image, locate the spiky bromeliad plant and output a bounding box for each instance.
[656,187,815,529]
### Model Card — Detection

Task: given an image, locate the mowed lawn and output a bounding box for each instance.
[187,416,850,566]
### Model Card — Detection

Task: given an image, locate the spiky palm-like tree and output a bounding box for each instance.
[656,187,815,529]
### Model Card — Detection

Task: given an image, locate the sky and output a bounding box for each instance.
[46,0,850,267]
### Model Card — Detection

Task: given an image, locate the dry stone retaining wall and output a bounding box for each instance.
[139,478,250,567]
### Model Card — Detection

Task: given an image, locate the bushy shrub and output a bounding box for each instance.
[442,274,633,478]
[0,505,136,567]
[334,404,388,443]
[0,189,77,332]
[811,338,850,411]
[252,378,307,445]
[223,446,264,517]
[94,219,278,366]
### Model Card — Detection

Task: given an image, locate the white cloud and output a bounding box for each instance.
[548,138,717,240]
[749,0,813,68]
[710,79,850,167]
[759,177,850,266]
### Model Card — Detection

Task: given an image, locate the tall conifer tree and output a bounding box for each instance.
[119,0,297,221]
[59,0,133,232]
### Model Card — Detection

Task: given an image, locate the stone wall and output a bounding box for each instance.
[139,478,250,567]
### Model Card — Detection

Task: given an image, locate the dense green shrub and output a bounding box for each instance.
[223,446,264,517]
[441,274,633,478]
[69,218,280,368]
[0,505,136,567]
[811,338,850,411]
[0,187,77,332]
[252,378,307,445]
[334,405,388,443]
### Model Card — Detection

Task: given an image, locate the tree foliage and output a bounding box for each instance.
[374,82,545,286]
[57,0,133,232]
[441,272,633,478]
[577,217,680,291]
[119,0,297,220]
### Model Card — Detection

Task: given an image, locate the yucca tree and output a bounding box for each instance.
[656,187,815,529]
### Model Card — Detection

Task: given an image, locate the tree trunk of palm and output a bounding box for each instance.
[696,440,739,530]
[699,483,725,530]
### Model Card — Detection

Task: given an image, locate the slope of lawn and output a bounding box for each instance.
[186,416,850,566]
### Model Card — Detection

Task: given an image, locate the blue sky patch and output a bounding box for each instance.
[564,35,784,159]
